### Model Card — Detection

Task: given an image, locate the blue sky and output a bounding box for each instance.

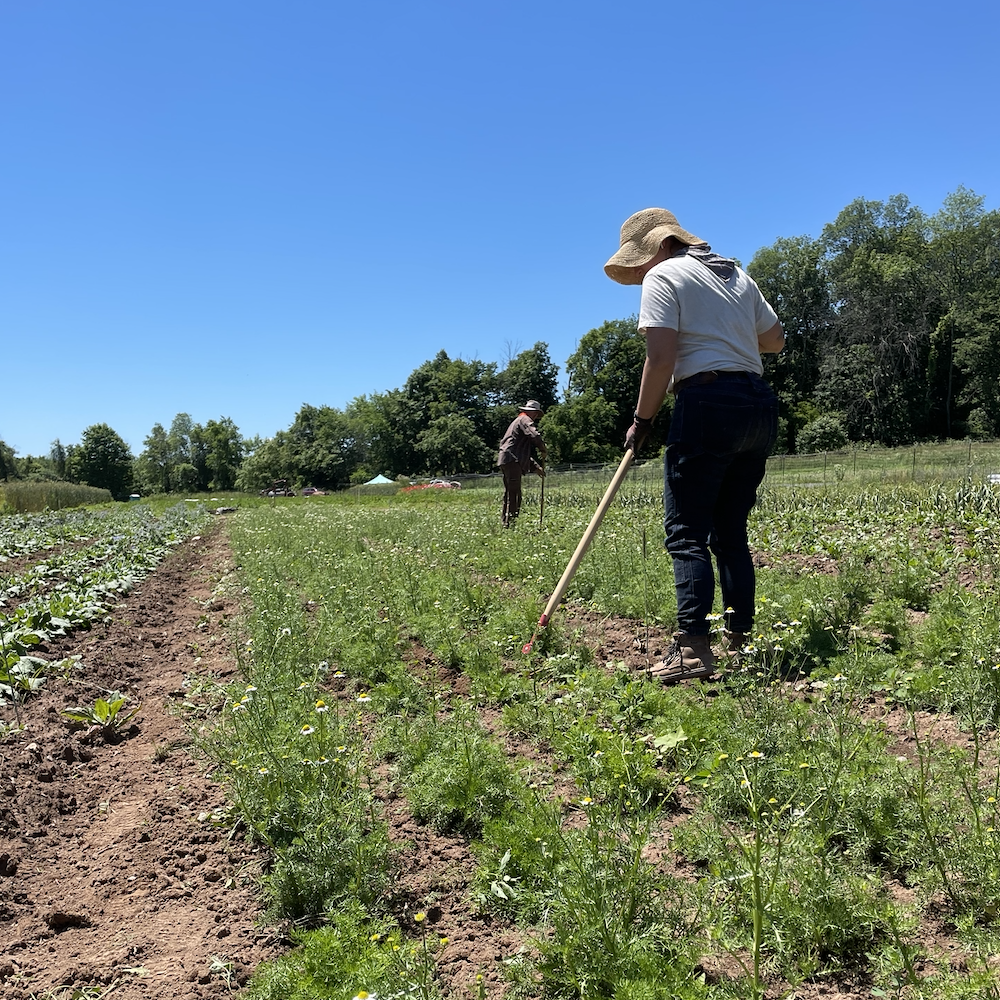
[2,0,996,458]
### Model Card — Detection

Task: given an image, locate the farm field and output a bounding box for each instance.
[4,472,1000,1000]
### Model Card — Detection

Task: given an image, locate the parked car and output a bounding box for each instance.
[400,479,462,493]
[301,486,326,496]
[260,479,296,497]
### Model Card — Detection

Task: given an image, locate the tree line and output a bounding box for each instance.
[2,187,996,496]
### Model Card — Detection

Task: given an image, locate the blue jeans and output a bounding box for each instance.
[663,372,778,636]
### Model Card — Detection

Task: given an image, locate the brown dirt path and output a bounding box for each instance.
[0,523,282,999]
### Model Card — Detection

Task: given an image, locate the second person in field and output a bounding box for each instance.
[497,400,547,528]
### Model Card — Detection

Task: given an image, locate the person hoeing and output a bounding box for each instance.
[497,400,546,528]
[605,208,785,683]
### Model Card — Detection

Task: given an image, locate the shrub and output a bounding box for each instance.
[796,413,849,454]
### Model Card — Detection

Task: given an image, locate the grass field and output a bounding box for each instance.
[7,446,1000,999]
[207,462,1000,999]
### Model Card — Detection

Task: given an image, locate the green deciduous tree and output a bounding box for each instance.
[50,440,67,479]
[0,439,16,481]
[748,236,831,447]
[542,391,619,464]
[498,342,560,412]
[558,317,655,462]
[136,423,172,494]
[201,417,244,491]
[416,413,494,474]
[285,405,359,488]
[348,390,420,479]
[796,414,849,454]
[925,189,1000,437]
[816,195,933,444]
[168,413,195,469]
[68,424,134,498]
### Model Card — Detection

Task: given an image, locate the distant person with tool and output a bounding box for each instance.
[605,208,785,683]
[497,400,546,527]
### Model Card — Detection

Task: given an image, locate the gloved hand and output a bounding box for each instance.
[532,459,545,478]
[624,413,654,454]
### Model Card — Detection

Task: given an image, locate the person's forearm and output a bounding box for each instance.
[634,327,678,419]
[635,356,673,419]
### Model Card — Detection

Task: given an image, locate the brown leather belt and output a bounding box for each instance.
[672,370,753,394]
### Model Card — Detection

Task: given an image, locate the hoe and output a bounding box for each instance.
[522,449,634,655]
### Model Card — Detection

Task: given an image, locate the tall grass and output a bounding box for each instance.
[0,480,113,512]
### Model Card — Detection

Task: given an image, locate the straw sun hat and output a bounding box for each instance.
[604,208,707,285]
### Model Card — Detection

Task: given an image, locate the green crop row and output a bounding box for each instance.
[1,503,212,719]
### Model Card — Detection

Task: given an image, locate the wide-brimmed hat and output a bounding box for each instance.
[520,400,544,413]
[604,208,707,284]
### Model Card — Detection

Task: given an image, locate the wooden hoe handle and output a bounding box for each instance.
[523,449,635,653]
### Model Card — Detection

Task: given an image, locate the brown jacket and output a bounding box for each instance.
[497,412,545,474]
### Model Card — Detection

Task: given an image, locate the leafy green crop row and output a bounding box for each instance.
[1,503,212,717]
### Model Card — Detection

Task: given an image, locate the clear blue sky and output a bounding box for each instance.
[2,0,996,458]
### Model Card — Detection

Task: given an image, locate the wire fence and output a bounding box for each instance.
[348,440,1000,499]
[453,440,1000,492]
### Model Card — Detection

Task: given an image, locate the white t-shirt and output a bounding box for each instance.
[638,252,778,384]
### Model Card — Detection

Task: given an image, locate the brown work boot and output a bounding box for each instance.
[649,633,716,684]
[722,630,750,661]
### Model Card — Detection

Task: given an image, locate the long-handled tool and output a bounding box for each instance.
[538,462,545,528]
[522,449,634,655]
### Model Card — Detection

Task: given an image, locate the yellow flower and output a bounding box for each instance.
[414,911,427,923]
[749,751,764,759]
